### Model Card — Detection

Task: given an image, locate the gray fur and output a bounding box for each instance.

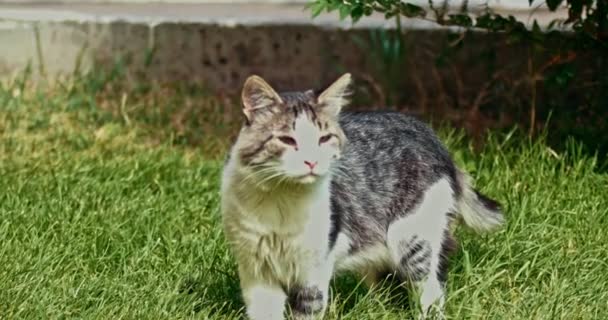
[399,236,432,282]
[223,74,504,319]
[329,111,460,249]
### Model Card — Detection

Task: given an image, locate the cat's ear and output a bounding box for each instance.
[317,73,352,116]
[241,75,283,120]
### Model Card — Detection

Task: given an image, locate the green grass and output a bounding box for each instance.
[1,75,607,319]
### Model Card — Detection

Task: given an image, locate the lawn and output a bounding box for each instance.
[1,74,607,319]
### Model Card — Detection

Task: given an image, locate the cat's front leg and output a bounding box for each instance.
[242,283,286,320]
[242,282,286,320]
[287,259,334,320]
[239,266,286,320]
[288,285,325,320]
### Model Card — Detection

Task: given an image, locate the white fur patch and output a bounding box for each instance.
[279,114,338,181]
[243,285,286,320]
[457,171,504,232]
[333,234,392,281]
[222,153,335,314]
[386,178,455,312]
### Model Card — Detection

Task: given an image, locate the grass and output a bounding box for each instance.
[1,73,607,319]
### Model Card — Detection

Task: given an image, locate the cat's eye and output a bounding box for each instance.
[319,134,333,145]
[278,136,297,147]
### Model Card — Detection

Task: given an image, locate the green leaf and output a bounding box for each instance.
[546,0,563,11]
[447,14,473,27]
[351,5,365,23]
[398,3,426,18]
[475,13,493,29]
[338,4,351,20]
[532,20,541,33]
[306,1,326,18]
[385,11,397,19]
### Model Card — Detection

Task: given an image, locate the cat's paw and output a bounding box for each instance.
[288,286,325,319]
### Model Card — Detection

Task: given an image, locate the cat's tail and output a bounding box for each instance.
[456,171,504,232]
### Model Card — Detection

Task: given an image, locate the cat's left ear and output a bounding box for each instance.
[317,73,352,116]
[241,75,283,121]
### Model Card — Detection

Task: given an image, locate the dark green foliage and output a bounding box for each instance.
[351,29,408,107]
[307,0,608,159]
[307,0,426,22]
[307,0,607,43]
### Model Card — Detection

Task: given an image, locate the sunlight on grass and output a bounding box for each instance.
[1,74,607,319]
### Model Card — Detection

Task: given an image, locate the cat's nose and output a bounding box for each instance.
[304,161,317,170]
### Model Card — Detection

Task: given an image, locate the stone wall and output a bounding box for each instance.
[2,3,604,155]
[0,17,581,104]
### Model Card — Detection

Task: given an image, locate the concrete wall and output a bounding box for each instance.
[2,1,596,146]
[0,0,548,10]
[0,2,570,97]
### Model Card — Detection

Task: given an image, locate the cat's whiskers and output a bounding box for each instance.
[254,171,286,189]
[241,166,278,185]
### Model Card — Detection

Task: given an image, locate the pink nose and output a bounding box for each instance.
[304,161,317,170]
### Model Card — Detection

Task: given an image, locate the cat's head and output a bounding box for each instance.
[234,73,351,185]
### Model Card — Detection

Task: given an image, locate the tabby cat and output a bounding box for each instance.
[221,73,504,320]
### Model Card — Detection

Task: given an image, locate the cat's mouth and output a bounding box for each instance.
[294,172,320,184]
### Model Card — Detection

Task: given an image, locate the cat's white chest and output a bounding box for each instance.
[248,195,312,233]
[252,229,308,284]
[246,193,331,251]
[226,185,333,284]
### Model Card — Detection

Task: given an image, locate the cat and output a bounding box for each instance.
[220,73,504,320]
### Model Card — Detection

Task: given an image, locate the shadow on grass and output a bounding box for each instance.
[178,267,244,317]
[175,270,418,318]
[330,272,416,316]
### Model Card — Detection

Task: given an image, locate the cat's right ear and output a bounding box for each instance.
[241,75,283,121]
[317,73,352,116]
